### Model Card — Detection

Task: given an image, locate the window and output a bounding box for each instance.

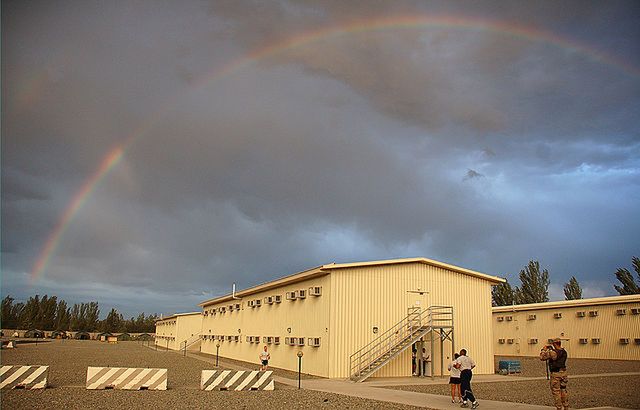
[274,295,282,303]
[634,338,640,345]
[273,336,280,345]
[309,286,322,296]
[296,289,307,299]
[631,308,640,315]
[265,296,274,305]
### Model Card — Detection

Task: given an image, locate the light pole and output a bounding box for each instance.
[297,351,304,389]
[216,342,221,367]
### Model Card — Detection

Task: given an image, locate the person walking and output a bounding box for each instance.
[259,345,271,371]
[448,353,462,403]
[454,349,479,409]
[540,337,569,410]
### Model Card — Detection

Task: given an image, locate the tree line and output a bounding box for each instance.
[492,256,640,306]
[1,295,158,333]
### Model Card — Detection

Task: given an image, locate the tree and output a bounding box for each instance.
[515,260,549,304]
[492,280,516,306]
[614,256,640,295]
[101,308,124,333]
[563,276,582,300]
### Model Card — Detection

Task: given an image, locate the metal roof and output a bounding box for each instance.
[492,294,640,312]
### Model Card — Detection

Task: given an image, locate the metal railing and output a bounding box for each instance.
[348,306,453,381]
[180,333,202,356]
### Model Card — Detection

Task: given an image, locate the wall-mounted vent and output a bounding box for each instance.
[308,337,321,347]
[527,314,537,321]
[579,338,588,344]
[592,338,601,344]
[554,313,562,319]
[576,311,585,317]
[589,310,599,317]
[620,338,630,345]
[528,338,538,344]
[309,286,322,296]
[616,309,627,315]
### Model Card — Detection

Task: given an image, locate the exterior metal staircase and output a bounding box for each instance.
[180,333,202,354]
[349,306,453,382]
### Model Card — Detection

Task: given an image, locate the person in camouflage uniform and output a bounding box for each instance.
[540,337,569,410]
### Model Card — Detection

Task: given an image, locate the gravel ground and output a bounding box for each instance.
[1,340,422,409]
[387,355,640,409]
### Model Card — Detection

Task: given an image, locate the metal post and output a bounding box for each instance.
[430,328,434,379]
[440,328,444,378]
[216,343,220,367]
[166,339,169,351]
[183,341,186,357]
[297,351,304,389]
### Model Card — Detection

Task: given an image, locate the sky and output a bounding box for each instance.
[2,0,639,318]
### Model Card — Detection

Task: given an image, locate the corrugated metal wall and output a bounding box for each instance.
[329,262,495,378]
[201,275,331,376]
[494,301,640,360]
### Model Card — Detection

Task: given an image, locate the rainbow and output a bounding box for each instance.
[29,14,640,283]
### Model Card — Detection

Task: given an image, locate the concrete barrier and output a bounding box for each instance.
[0,365,49,389]
[86,367,167,390]
[200,370,274,391]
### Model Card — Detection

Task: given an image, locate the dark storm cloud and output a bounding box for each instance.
[2,0,639,315]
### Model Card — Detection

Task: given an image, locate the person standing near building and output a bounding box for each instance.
[421,347,430,377]
[259,345,271,371]
[454,349,479,409]
[448,353,462,403]
[540,338,569,410]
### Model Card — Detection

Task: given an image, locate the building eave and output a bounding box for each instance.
[492,294,640,312]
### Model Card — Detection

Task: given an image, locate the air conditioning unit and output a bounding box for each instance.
[631,308,640,315]
[528,338,538,344]
[286,291,296,301]
[235,303,241,310]
[246,336,252,343]
[296,289,307,299]
[254,299,262,307]
[225,335,232,341]
[203,311,209,316]
[254,336,260,343]
[579,338,588,344]
[634,338,640,345]
[505,316,513,321]
[248,300,255,308]
[274,295,282,303]
[498,338,505,344]
[308,337,321,347]
[309,286,322,296]
[234,336,239,342]
[265,336,272,344]
[497,317,504,322]
[576,311,585,317]
[554,313,562,319]
[592,338,601,344]
[616,309,626,315]
[620,338,630,345]
[296,337,305,346]
[285,337,292,345]
[273,336,280,345]
[219,307,226,313]
[265,296,274,305]
[507,339,514,344]
[589,310,598,317]
[527,314,536,320]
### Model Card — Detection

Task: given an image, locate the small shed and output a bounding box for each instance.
[24,329,44,338]
[136,333,154,341]
[97,332,112,341]
[74,331,90,340]
[51,330,67,339]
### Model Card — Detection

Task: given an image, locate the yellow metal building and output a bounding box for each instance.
[199,257,504,379]
[155,312,202,351]
[493,295,640,360]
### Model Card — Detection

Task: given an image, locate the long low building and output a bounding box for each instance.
[493,294,640,360]
[155,312,202,351]
[199,257,504,379]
